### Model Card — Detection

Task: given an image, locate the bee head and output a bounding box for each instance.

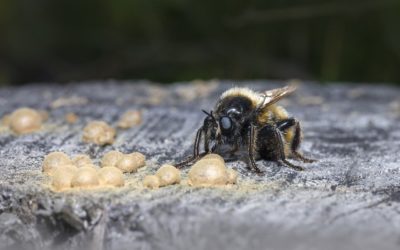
[202,107,244,141]
[219,107,242,134]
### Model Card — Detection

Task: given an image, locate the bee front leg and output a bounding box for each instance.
[247,124,264,175]
[204,128,212,153]
[176,128,205,168]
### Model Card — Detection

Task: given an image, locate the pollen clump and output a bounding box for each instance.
[117,155,138,173]
[128,152,146,169]
[143,175,161,189]
[98,167,124,187]
[51,165,78,191]
[1,114,11,126]
[42,152,73,175]
[72,154,92,168]
[44,152,131,190]
[65,112,79,124]
[188,154,237,186]
[79,163,98,169]
[155,165,181,186]
[101,150,124,167]
[57,164,79,174]
[201,153,225,164]
[102,151,146,173]
[226,169,238,184]
[9,108,43,134]
[116,154,141,173]
[117,110,142,129]
[71,167,100,188]
[82,121,116,145]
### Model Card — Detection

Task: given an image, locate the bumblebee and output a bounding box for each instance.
[176,85,315,174]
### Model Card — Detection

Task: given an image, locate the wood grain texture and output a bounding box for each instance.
[1,80,400,250]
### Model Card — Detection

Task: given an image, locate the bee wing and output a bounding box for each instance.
[259,85,296,107]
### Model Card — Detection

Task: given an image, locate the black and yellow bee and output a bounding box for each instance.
[176,85,315,174]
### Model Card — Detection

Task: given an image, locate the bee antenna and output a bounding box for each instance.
[202,110,217,123]
[209,111,217,122]
[202,109,211,116]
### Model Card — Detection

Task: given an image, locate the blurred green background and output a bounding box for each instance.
[0,0,399,85]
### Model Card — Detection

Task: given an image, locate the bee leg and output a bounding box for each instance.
[258,124,304,171]
[222,144,240,163]
[229,143,239,157]
[277,118,316,163]
[224,157,239,163]
[291,120,316,163]
[247,124,264,175]
[280,159,304,171]
[176,128,204,168]
[274,129,305,171]
[204,129,212,153]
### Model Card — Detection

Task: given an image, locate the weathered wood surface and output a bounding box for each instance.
[1,80,400,250]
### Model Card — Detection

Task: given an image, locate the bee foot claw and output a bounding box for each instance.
[281,160,304,171]
[255,171,265,176]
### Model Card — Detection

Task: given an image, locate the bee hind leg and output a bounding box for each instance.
[280,159,304,171]
[277,118,316,163]
[258,124,304,171]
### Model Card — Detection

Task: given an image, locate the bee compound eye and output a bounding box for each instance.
[220,116,232,130]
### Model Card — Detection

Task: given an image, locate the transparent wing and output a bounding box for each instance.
[259,85,297,108]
